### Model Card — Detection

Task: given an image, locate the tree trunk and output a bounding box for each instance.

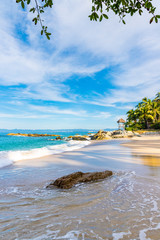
[144,118,149,129]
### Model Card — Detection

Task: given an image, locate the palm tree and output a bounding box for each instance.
[126,93,160,130]
[154,92,160,102]
[127,109,137,123]
[137,97,153,129]
[151,101,160,123]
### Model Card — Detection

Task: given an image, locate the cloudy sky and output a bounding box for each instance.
[0,0,160,129]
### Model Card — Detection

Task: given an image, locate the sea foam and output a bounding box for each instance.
[0,140,90,169]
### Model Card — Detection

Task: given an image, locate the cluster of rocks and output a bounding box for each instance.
[91,130,112,140]
[46,170,113,189]
[66,130,139,141]
[110,130,135,138]
[7,130,140,141]
[72,129,138,141]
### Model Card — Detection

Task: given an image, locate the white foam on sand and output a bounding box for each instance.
[112,231,131,240]
[0,140,90,169]
[139,222,160,240]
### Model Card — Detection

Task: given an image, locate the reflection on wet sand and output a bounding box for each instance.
[122,135,160,167]
[134,154,160,167]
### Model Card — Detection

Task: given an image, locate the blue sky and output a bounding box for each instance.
[0,0,160,129]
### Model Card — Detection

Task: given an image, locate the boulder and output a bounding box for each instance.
[56,136,62,140]
[111,130,134,138]
[91,130,111,140]
[72,136,90,141]
[46,170,113,189]
[111,130,123,135]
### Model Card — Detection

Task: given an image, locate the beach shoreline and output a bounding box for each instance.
[1,135,160,240]
[12,134,160,170]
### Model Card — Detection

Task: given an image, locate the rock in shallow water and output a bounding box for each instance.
[46,170,113,189]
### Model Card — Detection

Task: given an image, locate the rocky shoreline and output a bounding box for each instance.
[66,130,140,141]
[7,130,140,141]
[7,133,60,137]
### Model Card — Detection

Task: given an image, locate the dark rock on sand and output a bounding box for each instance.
[46,170,113,189]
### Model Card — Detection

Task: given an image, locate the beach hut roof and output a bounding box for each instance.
[117,118,125,123]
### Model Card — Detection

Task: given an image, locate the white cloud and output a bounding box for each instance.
[0,0,160,127]
[92,112,111,119]
[29,105,87,116]
[0,113,50,119]
[46,0,160,106]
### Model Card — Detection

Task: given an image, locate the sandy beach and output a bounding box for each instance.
[123,135,160,154]
[14,135,160,174]
[122,135,160,166]
[1,136,160,240]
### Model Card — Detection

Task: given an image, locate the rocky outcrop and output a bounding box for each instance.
[46,170,113,189]
[72,136,90,141]
[7,130,136,140]
[56,136,62,140]
[111,130,134,138]
[7,133,60,137]
[91,130,111,140]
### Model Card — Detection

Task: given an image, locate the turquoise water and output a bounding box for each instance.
[0,129,106,168]
[0,129,97,152]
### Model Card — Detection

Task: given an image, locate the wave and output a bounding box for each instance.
[0,140,90,169]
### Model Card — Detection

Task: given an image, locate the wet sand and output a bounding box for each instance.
[122,135,160,166]
[1,138,160,240]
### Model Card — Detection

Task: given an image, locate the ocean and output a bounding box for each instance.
[0,129,100,169]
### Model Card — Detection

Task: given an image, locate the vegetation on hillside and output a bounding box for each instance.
[126,92,160,130]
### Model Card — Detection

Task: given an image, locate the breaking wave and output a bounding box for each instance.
[0,140,90,169]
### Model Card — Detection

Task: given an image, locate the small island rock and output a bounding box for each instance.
[7,133,60,137]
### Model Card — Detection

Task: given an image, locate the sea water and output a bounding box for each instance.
[0,129,98,168]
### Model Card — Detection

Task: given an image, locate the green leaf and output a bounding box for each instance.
[46,33,51,40]
[121,0,126,6]
[27,0,31,4]
[92,6,95,12]
[139,9,143,15]
[41,30,43,35]
[21,1,25,9]
[150,16,154,24]
[30,8,35,12]
[99,15,103,22]
[155,17,158,23]
[103,14,108,19]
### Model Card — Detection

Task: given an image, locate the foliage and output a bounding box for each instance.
[16,0,53,39]
[89,0,160,24]
[126,92,160,130]
[16,0,159,40]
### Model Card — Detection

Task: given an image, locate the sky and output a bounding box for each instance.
[0,0,160,129]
